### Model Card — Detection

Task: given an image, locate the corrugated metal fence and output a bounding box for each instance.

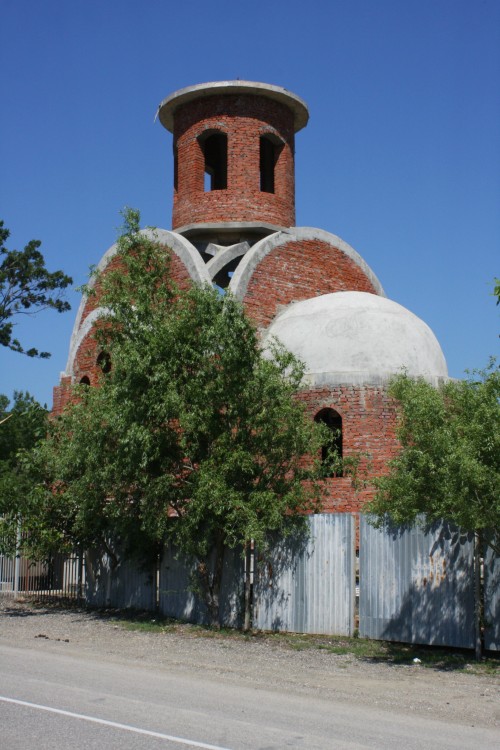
[159,543,244,627]
[484,540,500,651]
[359,517,475,648]
[1,516,498,650]
[253,514,355,635]
[85,548,156,610]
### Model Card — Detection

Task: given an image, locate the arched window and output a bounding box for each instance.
[97,351,112,374]
[200,131,227,191]
[260,134,283,193]
[79,376,90,386]
[314,408,343,477]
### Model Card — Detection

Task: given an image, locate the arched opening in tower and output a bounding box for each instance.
[260,135,283,194]
[314,407,343,477]
[201,132,228,191]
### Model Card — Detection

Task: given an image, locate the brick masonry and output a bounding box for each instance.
[54,82,403,515]
[53,244,194,414]
[172,95,296,230]
[299,385,399,513]
[241,238,380,329]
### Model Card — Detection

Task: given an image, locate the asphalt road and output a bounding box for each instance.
[0,643,499,750]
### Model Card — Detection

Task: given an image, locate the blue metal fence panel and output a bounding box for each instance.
[484,537,500,651]
[253,514,355,635]
[359,516,475,648]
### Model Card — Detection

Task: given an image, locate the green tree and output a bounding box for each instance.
[28,211,326,625]
[0,392,48,555]
[366,366,500,550]
[0,221,73,357]
[365,365,500,658]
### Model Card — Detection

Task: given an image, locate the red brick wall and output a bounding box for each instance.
[52,376,72,417]
[242,239,380,329]
[172,94,296,229]
[52,328,104,416]
[53,243,195,416]
[300,385,399,513]
[79,245,193,328]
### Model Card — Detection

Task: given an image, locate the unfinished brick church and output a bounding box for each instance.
[53,81,448,512]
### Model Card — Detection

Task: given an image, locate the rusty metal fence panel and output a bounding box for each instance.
[159,543,244,627]
[484,537,500,651]
[359,516,475,648]
[253,514,355,635]
[85,549,156,610]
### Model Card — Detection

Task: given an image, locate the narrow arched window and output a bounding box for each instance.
[260,136,276,193]
[200,132,227,191]
[97,351,112,374]
[79,376,90,386]
[314,408,343,477]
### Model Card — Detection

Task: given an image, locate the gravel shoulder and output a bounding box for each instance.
[1,598,498,731]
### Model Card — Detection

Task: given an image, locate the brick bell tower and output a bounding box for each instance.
[157,81,309,251]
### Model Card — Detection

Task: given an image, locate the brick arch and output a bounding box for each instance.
[67,229,210,372]
[70,328,101,384]
[229,227,385,329]
[63,229,212,377]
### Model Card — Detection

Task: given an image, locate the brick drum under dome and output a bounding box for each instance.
[53,80,448,514]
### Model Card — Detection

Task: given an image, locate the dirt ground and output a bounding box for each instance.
[1,598,499,731]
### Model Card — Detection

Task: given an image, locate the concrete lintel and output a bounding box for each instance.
[175,221,284,238]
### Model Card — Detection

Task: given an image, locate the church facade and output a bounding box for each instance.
[53,81,448,513]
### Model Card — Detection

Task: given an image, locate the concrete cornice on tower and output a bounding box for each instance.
[158,80,309,133]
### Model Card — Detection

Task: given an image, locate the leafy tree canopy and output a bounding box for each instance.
[0,392,48,554]
[0,221,73,357]
[366,365,500,553]
[26,210,327,623]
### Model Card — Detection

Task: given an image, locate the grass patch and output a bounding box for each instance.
[15,600,498,676]
[119,619,176,634]
[108,613,499,675]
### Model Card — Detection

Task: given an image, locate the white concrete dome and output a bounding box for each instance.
[264,291,448,386]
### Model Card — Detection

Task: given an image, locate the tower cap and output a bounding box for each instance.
[158,80,309,133]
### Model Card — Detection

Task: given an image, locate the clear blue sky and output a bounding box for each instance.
[1,0,499,407]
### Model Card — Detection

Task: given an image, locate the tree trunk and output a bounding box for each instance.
[101,539,120,607]
[197,535,225,628]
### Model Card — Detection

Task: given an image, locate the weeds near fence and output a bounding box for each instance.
[107,609,500,677]
[4,599,497,676]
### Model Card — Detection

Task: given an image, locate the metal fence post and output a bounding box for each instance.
[13,519,21,598]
